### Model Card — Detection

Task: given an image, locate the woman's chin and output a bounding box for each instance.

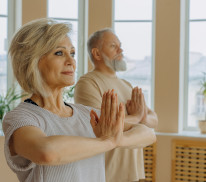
[66,80,75,86]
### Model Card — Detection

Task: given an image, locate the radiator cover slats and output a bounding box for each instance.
[144,143,156,182]
[172,140,206,182]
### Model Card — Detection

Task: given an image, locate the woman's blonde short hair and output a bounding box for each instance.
[9,18,72,97]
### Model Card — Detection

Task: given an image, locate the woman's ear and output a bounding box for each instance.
[92,48,102,61]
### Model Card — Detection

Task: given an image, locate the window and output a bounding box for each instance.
[113,0,154,108]
[183,0,206,130]
[0,0,8,95]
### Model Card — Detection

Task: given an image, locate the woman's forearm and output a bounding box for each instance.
[36,135,115,165]
[13,126,115,166]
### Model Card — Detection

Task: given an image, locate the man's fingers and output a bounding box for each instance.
[131,87,136,102]
[142,94,148,113]
[138,88,142,104]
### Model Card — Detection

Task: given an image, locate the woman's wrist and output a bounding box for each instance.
[99,136,117,151]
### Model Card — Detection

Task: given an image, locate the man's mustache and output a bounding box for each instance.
[113,53,124,60]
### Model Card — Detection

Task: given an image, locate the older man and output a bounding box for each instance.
[74,28,158,182]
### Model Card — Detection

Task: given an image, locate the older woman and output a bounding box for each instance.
[3,18,156,182]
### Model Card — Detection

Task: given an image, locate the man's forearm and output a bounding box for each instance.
[140,111,158,128]
[120,123,156,149]
[125,111,158,129]
[124,114,141,125]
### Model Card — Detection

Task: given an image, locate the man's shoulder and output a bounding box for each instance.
[119,78,133,87]
[77,71,104,85]
[79,70,99,80]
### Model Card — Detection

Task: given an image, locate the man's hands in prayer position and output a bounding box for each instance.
[126,87,148,123]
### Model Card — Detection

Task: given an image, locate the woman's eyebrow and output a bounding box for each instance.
[56,46,66,49]
[56,46,75,50]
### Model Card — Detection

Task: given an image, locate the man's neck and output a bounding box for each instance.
[94,66,117,78]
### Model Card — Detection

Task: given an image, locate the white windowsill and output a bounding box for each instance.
[155,131,206,138]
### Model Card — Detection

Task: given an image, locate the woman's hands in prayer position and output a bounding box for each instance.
[90,89,125,147]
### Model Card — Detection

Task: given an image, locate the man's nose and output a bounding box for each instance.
[118,47,123,54]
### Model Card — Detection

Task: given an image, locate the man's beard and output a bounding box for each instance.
[102,53,127,72]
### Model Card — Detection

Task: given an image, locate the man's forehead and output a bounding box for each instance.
[103,32,120,44]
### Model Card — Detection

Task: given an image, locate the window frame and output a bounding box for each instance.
[0,0,9,94]
[112,0,156,110]
[181,0,206,131]
[1,0,20,93]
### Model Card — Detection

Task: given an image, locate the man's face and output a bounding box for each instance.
[100,32,126,71]
[101,31,123,61]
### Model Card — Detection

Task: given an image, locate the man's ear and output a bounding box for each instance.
[92,48,102,61]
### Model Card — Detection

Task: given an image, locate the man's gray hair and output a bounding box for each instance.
[87,28,113,63]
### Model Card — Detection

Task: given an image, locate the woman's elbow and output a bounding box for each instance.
[32,144,60,165]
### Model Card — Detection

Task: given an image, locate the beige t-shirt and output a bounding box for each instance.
[74,70,145,182]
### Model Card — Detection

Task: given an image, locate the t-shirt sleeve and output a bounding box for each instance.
[2,109,43,172]
[74,77,102,109]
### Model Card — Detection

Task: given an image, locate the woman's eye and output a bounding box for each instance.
[71,52,75,58]
[55,51,63,56]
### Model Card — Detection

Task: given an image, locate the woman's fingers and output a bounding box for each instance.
[105,90,112,123]
[114,102,125,144]
[90,111,96,127]
[118,103,125,129]
[110,91,117,124]
[90,110,99,123]
[100,92,106,119]
[99,90,125,141]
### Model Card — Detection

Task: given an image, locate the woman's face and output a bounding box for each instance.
[38,36,76,90]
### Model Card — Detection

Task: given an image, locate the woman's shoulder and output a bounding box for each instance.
[3,102,45,129]
[5,102,41,118]
[5,102,35,116]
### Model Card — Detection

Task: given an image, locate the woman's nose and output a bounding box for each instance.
[66,56,76,66]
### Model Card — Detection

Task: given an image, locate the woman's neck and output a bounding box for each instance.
[30,92,73,117]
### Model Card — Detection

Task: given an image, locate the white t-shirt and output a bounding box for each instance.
[3,102,105,182]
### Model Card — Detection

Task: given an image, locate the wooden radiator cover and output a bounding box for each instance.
[144,143,156,182]
[172,140,206,182]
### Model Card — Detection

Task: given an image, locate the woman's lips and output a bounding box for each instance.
[61,71,74,75]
